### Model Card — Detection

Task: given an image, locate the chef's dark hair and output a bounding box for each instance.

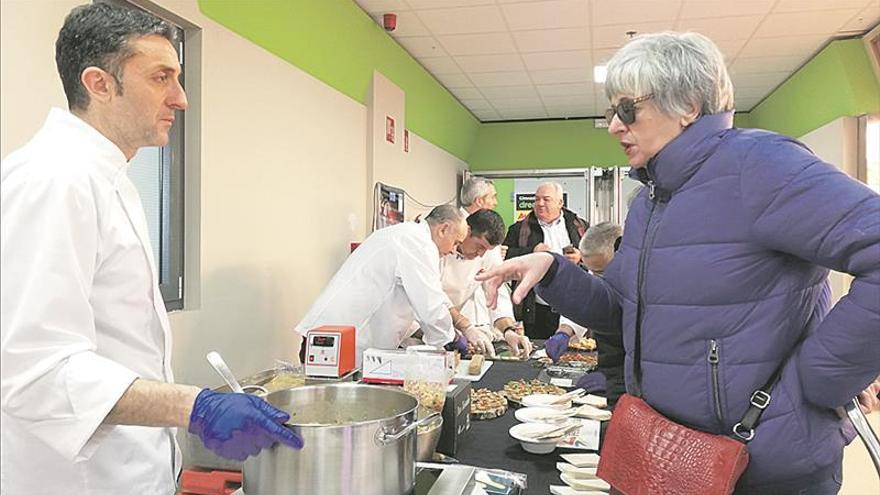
[55,2,175,112]
[467,209,505,246]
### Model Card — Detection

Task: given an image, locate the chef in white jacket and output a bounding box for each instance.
[1,5,301,494]
[441,178,532,358]
[295,205,466,365]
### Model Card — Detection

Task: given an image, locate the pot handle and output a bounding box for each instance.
[374,412,441,446]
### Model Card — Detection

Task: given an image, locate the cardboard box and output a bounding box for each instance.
[437,379,472,456]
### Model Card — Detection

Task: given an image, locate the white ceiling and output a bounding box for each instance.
[354,0,880,122]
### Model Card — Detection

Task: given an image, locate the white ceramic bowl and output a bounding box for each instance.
[508,422,560,454]
[521,393,571,409]
[514,406,572,424]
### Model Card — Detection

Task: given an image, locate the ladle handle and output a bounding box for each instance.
[207,351,244,394]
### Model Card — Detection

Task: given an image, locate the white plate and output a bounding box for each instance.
[560,453,600,468]
[454,359,493,381]
[515,406,573,423]
[560,474,610,491]
[521,393,571,409]
[549,486,607,495]
[573,394,607,408]
[508,423,560,454]
[556,462,598,479]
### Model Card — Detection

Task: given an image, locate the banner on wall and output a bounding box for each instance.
[514,193,568,221]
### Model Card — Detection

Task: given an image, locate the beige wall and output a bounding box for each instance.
[0,0,466,390]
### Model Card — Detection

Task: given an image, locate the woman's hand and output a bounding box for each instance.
[476,253,555,308]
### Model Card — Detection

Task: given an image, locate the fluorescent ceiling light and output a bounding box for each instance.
[593,65,607,84]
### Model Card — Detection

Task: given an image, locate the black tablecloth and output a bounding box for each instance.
[454,359,597,494]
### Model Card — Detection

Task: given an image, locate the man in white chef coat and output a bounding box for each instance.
[295,205,467,364]
[1,4,301,494]
[441,178,533,358]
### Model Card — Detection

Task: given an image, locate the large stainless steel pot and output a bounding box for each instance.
[243,383,436,495]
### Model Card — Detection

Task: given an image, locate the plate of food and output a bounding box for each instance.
[470,388,508,420]
[502,379,566,405]
[567,337,596,352]
[557,352,598,369]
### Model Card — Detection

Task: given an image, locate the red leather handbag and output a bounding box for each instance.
[596,311,787,494]
[597,393,749,495]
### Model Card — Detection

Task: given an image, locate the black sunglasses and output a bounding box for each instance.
[605,94,654,126]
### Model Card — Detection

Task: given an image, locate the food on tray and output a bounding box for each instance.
[558,353,598,366]
[503,379,566,402]
[469,354,485,375]
[261,372,306,393]
[568,337,596,351]
[404,379,446,412]
[470,388,508,420]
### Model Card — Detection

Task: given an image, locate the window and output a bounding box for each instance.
[106,0,186,310]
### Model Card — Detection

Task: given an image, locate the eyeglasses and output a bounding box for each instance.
[605,94,654,126]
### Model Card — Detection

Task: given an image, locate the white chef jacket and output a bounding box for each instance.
[1,108,179,494]
[295,221,454,365]
[440,211,514,330]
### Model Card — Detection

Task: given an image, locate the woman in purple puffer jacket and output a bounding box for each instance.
[479,32,879,494]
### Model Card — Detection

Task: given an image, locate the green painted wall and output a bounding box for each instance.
[198,0,478,161]
[469,119,628,171]
[749,39,880,137]
[493,178,515,228]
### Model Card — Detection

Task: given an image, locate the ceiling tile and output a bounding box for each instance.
[679,1,773,19]
[501,0,590,31]
[738,34,827,57]
[541,94,594,106]
[450,87,484,99]
[592,22,673,48]
[536,82,594,97]
[772,0,871,13]
[838,4,880,34]
[593,0,681,26]
[732,71,790,89]
[437,33,517,55]
[486,96,544,108]
[713,38,748,61]
[736,97,763,110]
[499,108,549,120]
[676,16,763,41]
[396,36,447,57]
[418,56,462,74]
[530,67,592,84]
[355,0,410,14]
[435,73,473,88]
[753,10,862,37]
[734,86,769,99]
[592,47,621,64]
[472,108,502,121]
[379,11,429,36]
[522,50,591,71]
[480,85,540,98]
[512,28,592,52]
[545,104,598,117]
[455,54,525,72]
[416,6,507,35]
[458,98,494,111]
[406,0,494,8]
[730,55,807,75]
[468,71,534,87]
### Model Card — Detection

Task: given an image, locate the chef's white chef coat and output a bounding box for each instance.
[440,213,514,330]
[295,221,454,365]
[1,109,179,494]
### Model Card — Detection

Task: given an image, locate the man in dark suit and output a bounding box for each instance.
[502,182,588,338]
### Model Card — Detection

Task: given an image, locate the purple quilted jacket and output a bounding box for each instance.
[538,112,880,486]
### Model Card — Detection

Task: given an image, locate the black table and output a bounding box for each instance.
[454,359,598,494]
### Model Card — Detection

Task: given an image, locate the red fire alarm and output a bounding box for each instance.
[383,13,397,32]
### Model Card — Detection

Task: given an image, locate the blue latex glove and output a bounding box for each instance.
[575,372,607,394]
[544,332,570,362]
[445,332,469,354]
[188,389,304,461]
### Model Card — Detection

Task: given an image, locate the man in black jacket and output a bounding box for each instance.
[502,182,588,338]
